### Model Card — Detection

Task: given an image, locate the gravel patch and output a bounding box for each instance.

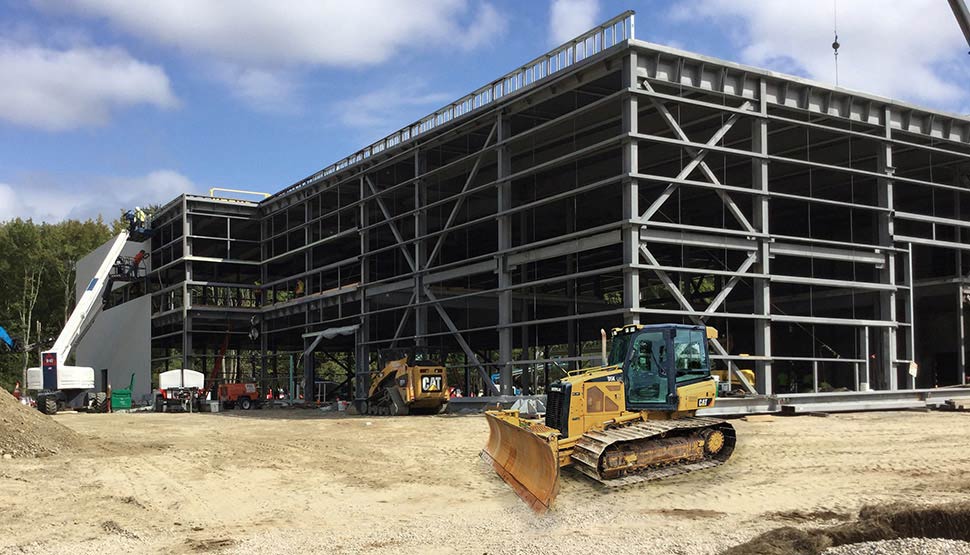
[824,537,970,555]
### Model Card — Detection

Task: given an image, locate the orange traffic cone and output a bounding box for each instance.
[12,381,21,400]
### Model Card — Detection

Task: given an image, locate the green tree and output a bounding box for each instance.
[0,217,112,390]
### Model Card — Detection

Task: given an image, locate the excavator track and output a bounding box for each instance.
[570,416,735,486]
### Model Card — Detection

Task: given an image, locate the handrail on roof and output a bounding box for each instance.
[265,10,636,203]
[209,187,271,200]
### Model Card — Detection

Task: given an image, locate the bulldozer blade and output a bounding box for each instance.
[480,411,560,513]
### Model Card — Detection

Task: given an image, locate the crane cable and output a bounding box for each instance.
[832,0,841,86]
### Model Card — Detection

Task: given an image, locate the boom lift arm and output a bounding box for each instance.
[950,0,970,51]
[27,230,131,413]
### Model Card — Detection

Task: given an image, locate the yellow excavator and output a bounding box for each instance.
[361,347,449,416]
[482,324,736,512]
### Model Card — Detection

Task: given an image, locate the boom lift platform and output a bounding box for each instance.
[26,230,135,414]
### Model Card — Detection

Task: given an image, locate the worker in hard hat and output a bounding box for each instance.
[134,206,147,229]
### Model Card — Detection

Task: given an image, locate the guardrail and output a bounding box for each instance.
[267,10,636,202]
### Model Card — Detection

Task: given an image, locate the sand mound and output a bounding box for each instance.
[0,389,83,458]
[724,502,970,555]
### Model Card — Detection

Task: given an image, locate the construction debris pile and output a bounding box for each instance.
[0,389,82,458]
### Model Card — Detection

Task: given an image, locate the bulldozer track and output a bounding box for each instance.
[570,417,735,485]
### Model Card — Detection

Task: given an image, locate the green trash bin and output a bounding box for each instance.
[111,373,135,411]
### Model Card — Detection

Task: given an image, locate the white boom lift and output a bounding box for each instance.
[27,231,131,414]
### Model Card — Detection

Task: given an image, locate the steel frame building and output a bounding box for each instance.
[146,12,970,405]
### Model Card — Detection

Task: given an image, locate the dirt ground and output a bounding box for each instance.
[0,409,968,555]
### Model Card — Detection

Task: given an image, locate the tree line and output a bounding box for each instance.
[0,217,122,391]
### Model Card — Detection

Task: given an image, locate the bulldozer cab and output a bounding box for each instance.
[615,324,712,411]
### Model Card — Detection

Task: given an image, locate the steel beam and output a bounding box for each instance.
[637,244,757,393]
[425,122,497,267]
[878,107,898,391]
[424,288,499,395]
[622,52,641,325]
[639,80,755,232]
[414,150,428,346]
[497,113,513,394]
[769,241,887,266]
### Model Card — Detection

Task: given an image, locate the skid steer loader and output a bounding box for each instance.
[482,324,737,513]
[361,347,449,416]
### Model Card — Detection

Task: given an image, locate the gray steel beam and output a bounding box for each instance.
[769,274,896,291]
[639,81,756,232]
[753,79,772,395]
[414,150,428,346]
[703,252,757,315]
[622,52,641,326]
[634,43,970,145]
[769,241,887,266]
[772,314,896,327]
[424,288,498,395]
[356,176,371,406]
[960,284,967,385]
[640,227,757,251]
[878,108,898,391]
[638,244,757,393]
[425,122,497,268]
[497,112,513,394]
[366,174,496,391]
[902,243,915,389]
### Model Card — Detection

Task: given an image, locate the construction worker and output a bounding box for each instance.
[253,280,262,306]
[134,206,147,228]
[295,279,305,296]
[131,249,147,277]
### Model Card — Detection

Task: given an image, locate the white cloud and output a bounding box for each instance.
[214,64,299,114]
[550,0,600,45]
[0,42,178,131]
[0,170,196,223]
[332,82,454,146]
[34,0,507,67]
[336,85,454,130]
[670,0,968,110]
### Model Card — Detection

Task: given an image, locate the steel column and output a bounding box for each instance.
[622,52,640,325]
[497,112,513,394]
[414,150,428,346]
[877,108,898,390]
[753,79,772,395]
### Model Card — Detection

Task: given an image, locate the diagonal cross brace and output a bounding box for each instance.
[640,81,755,233]
[703,252,758,315]
[365,176,418,271]
[364,174,494,391]
[390,291,417,348]
[424,288,499,395]
[638,244,758,394]
[426,122,497,269]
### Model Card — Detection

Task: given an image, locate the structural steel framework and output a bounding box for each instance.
[147,12,970,404]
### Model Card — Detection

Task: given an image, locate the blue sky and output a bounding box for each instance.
[0,0,967,222]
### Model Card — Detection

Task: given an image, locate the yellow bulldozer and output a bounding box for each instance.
[482,324,736,512]
[361,347,449,416]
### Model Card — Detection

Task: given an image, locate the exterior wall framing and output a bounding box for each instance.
[143,12,970,401]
